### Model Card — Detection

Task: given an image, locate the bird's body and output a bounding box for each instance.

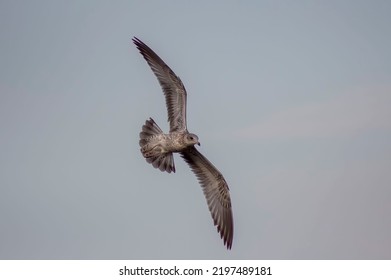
[133,37,234,249]
[141,126,192,155]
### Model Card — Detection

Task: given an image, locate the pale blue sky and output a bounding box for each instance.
[1,0,390,259]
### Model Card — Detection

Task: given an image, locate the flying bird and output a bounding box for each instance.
[133,37,233,249]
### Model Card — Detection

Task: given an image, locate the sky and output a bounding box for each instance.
[1,0,390,259]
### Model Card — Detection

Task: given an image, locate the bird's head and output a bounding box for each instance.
[186,133,200,146]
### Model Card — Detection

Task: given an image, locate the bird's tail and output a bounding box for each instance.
[139,118,176,173]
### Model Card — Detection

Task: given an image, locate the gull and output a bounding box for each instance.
[133,37,233,249]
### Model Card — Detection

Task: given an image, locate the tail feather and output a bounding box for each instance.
[139,118,163,146]
[147,153,176,173]
[139,118,176,173]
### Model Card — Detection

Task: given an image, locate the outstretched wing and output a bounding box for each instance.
[180,146,234,249]
[133,37,187,132]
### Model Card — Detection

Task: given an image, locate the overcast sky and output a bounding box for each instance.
[1,0,390,259]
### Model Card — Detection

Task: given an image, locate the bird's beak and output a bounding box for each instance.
[197,142,201,146]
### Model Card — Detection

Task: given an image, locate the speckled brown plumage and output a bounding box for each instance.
[133,37,234,249]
